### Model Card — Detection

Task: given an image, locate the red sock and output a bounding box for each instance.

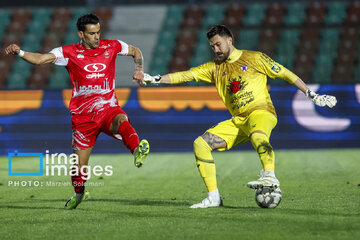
[118,121,139,154]
[71,172,86,194]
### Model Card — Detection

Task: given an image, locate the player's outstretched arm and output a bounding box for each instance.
[127,45,144,84]
[142,71,195,86]
[257,52,337,108]
[141,61,213,86]
[5,43,56,65]
[293,77,337,108]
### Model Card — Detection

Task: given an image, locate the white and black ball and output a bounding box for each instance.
[254,187,282,208]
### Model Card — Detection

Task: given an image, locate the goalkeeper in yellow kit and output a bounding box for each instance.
[142,25,337,208]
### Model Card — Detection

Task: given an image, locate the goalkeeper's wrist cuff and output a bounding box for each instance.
[18,50,25,57]
[305,89,314,98]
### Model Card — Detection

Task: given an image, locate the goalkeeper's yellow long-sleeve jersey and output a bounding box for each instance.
[169,48,299,117]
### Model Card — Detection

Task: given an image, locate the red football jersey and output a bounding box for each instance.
[50,39,129,114]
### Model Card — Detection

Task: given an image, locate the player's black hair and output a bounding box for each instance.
[76,13,100,32]
[206,25,234,40]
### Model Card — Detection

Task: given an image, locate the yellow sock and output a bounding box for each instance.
[193,136,218,192]
[250,133,275,171]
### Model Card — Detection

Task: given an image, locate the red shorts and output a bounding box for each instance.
[71,106,127,151]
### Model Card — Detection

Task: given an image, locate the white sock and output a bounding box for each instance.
[208,189,220,202]
[75,192,84,201]
[264,170,276,178]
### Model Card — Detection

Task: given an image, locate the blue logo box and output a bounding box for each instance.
[8,150,43,176]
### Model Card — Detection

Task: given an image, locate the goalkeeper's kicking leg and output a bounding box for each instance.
[246,131,280,189]
[190,132,226,209]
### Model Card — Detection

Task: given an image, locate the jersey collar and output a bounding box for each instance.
[225,48,242,63]
[76,40,106,57]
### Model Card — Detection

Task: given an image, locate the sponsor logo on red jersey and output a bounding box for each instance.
[84,63,107,72]
[84,63,106,78]
[62,39,121,113]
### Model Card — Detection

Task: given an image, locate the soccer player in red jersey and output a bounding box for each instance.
[5,13,150,209]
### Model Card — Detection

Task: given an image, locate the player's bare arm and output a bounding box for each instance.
[292,78,308,94]
[5,43,56,65]
[154,74,171,84]
[127,45,144,83]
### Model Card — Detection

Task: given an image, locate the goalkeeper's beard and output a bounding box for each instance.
[214,49,230,62]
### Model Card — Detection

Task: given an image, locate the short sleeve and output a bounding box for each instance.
[117,40,129,56]
[189,62,216,83]
[49,47,69,66]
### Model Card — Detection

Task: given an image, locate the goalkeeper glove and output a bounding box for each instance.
[305,89,337,108]
[142,73,161,85]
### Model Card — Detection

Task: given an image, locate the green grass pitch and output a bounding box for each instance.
[0,149,359,240]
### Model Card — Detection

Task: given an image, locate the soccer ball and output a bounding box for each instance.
[254,187,282,208]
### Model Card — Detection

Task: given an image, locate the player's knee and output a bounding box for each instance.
[193,136,212,152]
[116,114,128,124]
[111,114,128,133]
[193,137,202,151]
[257,141,273,156]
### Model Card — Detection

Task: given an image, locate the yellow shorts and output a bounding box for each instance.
[206,110,277,151]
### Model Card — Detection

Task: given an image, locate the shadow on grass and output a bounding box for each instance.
[10,198,255,209]
[222,205,259,210]
[88,198,190,207]
[26,198,190,207]
[0,205,63,210]
[2,203,358,218]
